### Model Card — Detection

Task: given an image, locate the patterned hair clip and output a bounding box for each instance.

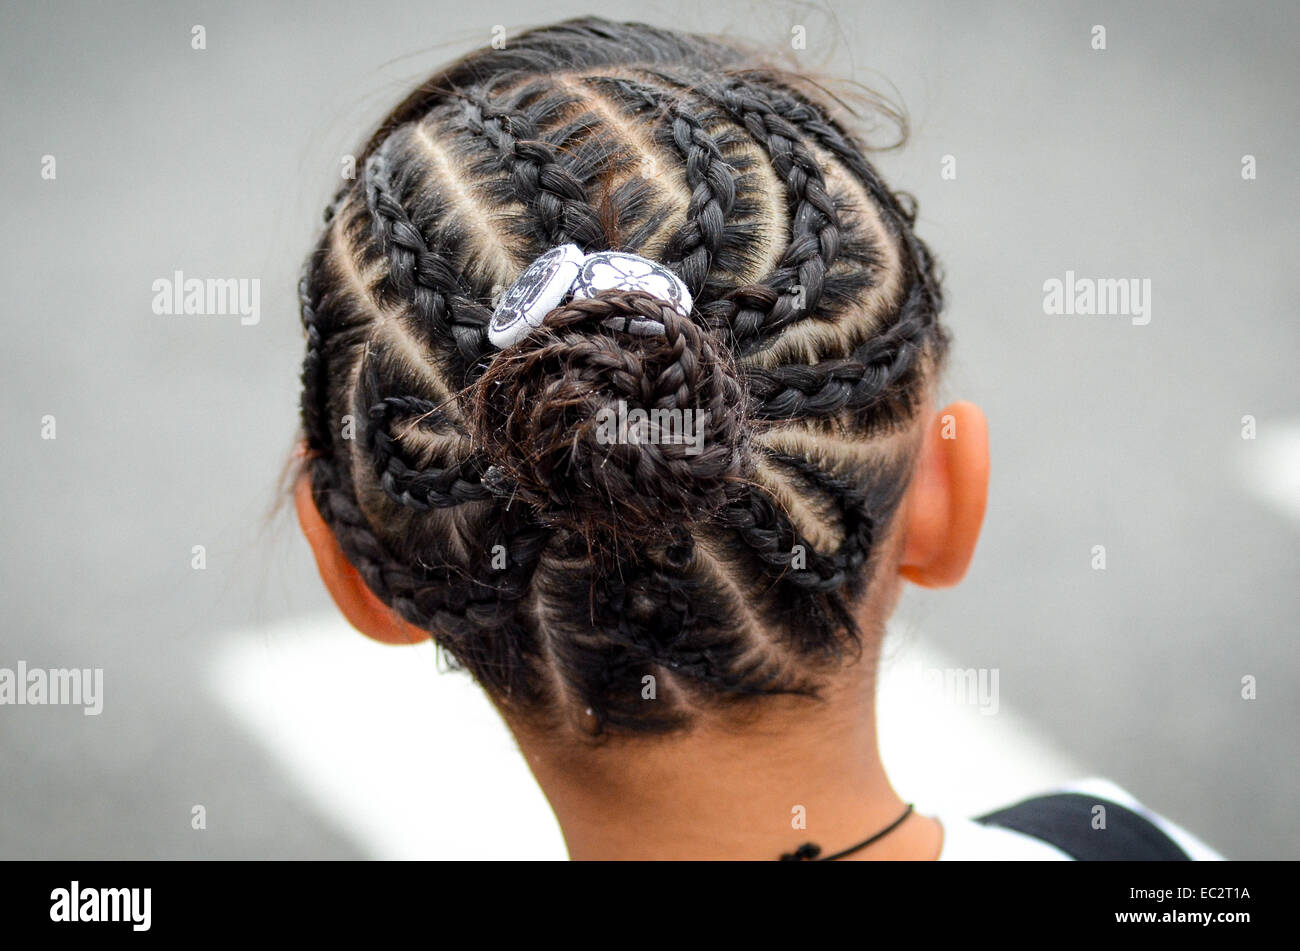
[487,244,586,349]
[488,247,693,348]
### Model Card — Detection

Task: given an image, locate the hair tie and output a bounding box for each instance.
[488,246,693,349]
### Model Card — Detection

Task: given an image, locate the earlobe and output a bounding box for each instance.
[294,471,432,645]
[899,401,989,589]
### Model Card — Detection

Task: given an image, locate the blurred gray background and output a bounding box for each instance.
[1,0,1296,859]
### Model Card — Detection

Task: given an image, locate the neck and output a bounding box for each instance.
[507,679,944,861]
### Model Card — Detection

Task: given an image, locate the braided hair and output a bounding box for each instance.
[297,17,948,737]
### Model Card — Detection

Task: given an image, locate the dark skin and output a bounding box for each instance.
[296,400,990,859]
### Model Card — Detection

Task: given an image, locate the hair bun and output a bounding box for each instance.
[470,290,749,540]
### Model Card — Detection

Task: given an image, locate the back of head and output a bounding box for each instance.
[298,16,948,737]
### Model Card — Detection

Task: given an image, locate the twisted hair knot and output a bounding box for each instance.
[470,290,750,541]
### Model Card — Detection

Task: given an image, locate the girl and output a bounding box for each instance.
[292,16,1219,860]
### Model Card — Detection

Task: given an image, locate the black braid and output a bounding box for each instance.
[351,340,491,513]
[309,450,553,703]
[688,78,843,351]
[722,475,866,594]
[664,103,738,297]
[690,79,946,421]
[587,74,741,300]
[456,89,607,251]
[753,83,910,224]
[756,81,947,353]
[364,389,492,511]
[363,133,493,371]
[766,450,876,578]
[298,250,331,452]
[548,535,813,734]
[716,449,880,657]
[743,280,931,421]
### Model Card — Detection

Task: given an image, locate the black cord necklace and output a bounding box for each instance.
[779,803,915,861]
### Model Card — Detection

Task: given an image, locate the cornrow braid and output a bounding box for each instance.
[297,253,329,452]
[694,80,844,351]
[744,279,932,421]
[295,17,949,737]
[457,90,608,252]
[578,74,741,298]
[365,390,491,511]
[363,133,492,369]
[753,79,948,352]
[311,435,552,702]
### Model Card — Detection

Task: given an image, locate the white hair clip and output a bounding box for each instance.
[487,244,587,349]
[488,246,693,349]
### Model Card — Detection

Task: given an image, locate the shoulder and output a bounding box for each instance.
[934,777,1225,861]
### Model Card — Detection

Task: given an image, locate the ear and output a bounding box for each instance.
[899,401,989,589]
[294,470,432,645]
